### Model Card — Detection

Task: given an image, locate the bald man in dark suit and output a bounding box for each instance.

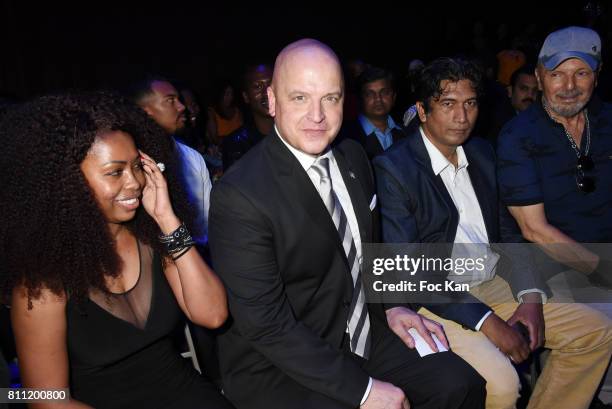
[209,39,486,409]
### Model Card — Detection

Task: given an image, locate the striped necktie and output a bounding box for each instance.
[308,157,371,359]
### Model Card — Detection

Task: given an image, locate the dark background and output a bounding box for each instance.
[0,0,610,102]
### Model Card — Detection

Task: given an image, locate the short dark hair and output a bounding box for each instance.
[125,74,174,105]
[356,66,395,97]
[509,64,536,89]
[415,58,484,112]
[241,61,273,92]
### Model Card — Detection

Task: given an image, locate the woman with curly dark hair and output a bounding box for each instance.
[0,92,234,409]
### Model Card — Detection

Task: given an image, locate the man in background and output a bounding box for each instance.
[340,67,406,161]
[222,62,274,170]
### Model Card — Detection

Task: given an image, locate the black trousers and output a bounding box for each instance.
[238,325,486,409]
[356,325,486,409]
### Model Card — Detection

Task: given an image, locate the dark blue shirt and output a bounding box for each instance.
[497,97,612,243]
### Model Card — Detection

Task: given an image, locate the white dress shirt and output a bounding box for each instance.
[276,127,373,404]
[175,139,212,246]
[420,128,496,329]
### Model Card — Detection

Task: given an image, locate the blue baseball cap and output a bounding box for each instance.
[538,26,602,71]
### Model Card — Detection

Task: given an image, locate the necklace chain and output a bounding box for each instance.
[542,99,590,158]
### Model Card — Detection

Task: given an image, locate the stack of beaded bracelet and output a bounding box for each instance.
[159,223,195,261]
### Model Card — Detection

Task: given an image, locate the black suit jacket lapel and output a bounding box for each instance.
[365,132,384,158]
[267,132,343,246]
[333,147,372,243]
[408,131,459,241]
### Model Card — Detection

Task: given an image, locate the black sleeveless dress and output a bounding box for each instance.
[66,243,233,409]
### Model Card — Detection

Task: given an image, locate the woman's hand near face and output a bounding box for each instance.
[139,151,181,234]
[139,151,228,328]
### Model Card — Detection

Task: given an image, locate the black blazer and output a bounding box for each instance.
[373,129,548,329]
[209,132,386,409]
[339,118,407,161]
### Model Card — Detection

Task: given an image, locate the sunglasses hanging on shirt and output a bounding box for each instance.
[576,153,596,193]
[543,100,596,193]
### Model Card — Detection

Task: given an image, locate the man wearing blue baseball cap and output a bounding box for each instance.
[538,26,602,72]
[497,26,612,408]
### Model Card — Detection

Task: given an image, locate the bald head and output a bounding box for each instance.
[272,39,343,90]
[268,39,345,155]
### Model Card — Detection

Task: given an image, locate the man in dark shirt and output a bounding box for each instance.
[222,63,273,170]
[498,25,612,407]
[498,26,612,276]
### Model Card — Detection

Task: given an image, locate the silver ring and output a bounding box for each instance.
[156,162,166,172]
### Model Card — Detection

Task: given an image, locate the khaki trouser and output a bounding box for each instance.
[420,274,612,409]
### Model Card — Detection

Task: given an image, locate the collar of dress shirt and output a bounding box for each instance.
[275,125,334,171]
[358,114,401,136]
[419,126,469,176]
